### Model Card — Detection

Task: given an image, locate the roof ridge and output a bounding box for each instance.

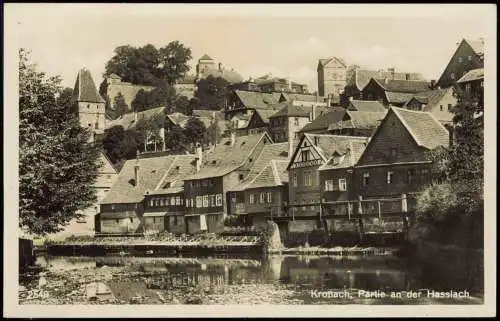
[390,107,423,147]
[154,156,179,191]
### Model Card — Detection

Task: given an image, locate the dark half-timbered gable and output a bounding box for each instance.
[354,106,449,200]
[287,134,369,218]
[361,78,431,107]
[327,110,387,137]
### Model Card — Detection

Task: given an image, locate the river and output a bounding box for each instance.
[19,253,483,305]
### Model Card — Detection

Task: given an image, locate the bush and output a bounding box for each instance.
[415,183,457,224]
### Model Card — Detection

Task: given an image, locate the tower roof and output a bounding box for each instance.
[199,54,214,61]
[73,68,105,103]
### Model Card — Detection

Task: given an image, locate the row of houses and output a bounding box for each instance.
[96,103,453,235]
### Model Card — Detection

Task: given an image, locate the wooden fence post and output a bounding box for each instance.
[358,195,364,243]
[401,194,409,237]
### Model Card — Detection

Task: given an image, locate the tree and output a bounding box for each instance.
[113,92,128,118]
[102,125,144,168]
[104,42,192,86]
[165,125,187,153]
[19,49,101,236]
[194,75,231,110]
[157,41,192,86]
[135,112,165,152]
[183,117,207,146]
[131,89,148,112]
[175,95,192,115]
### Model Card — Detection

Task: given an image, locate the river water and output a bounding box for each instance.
[19,253,483,305]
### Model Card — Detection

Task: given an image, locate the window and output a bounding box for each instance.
[149,199,154,207]
[196,196,202,208]
[480,81,484,88]
[202,180,208,187]
[458,57,463,63]
[301,150,310,162]
[170,197,176,206]
[363,173,370,187]
[338,178,347,191]
[304,172,312,186]
[259,193,265,204]
[324,179,334,191]
[176,196,181,205]
[407,169,414,183]
[202,195,209,207]
[87,104,90,109]
[239,174,244,180]
[387,171,394,184]
[216,194,222,206]
[468,55,472,61]
[293,173,298,187]
[294,118,299,126]
[249,193,255,204]
[448,104,452,111]
[160,199,165,206]
[440,105,443,111]
[450,73,455,80]
[266,192,272,203]
[186,199,190,208]
[389,148,397,159]
[465,83,471,93]
[314,136,319,145]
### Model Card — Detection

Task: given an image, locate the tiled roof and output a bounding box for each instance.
[105,106,166,130]
[465,39,484,56]
[391,106,449,150]
[281,93,325,102]
[167,112,191,128]
[374,79,431,93]
[199,54,214,61]
[231,142,289,191]
[385,92,416,105]
[349,69,426,91]
[146,155,198,196]
[347,100,386,112]
[234,90,281,109]
[328,111,386,131]
[184,133,270,180]
[101,155,180,204]
[254,109,279,123]
[318,57,347,68]
[404,88,451,110]
[300,109,346,133]
[244,160,289,190]
[319,140,368,171]
[73,68,105,103]
[457,68,484,83]
[108,73,121,80]
[269,102,311,118]
[192,109,223,119]
[303,134,369,161]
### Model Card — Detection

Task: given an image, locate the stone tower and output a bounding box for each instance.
[196,54,216,79]
[72,68,106,141]
[317,57,347,99]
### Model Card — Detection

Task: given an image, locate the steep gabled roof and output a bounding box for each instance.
[101,155,179,204]
[404,88,451,110]
[243,160,289,190]
[281,93,325,103]
[304,134,368,162]
[318,57,347,68]
[192,109,224,120]
[318,140,368,171]
[199,54,214,61]
[254,109,279,123]
[230,142,289,191]
[184,132,272,180]
[234,90,281,110]
[347,100,386,112]
[105,106,166,130]
[373,78,431,93]
[269,102,311,118]
[465,39,485,56]
[147,155,198,195]
[457,68,484,83]
[300,109,346,133]
[349,69,425,91]
[391,107,449,150]
[328,110,386,131]
[385,92,416,105]
[73,68,105,103]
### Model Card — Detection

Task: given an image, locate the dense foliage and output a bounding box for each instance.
[193,75,231,110]
[102,126,145,171]
[104,42,192,86]
[19,49,101,236]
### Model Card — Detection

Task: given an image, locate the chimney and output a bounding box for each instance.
[159,127,166,151]
[327,95,332,107]
[230,131,236,146]
[315,91,319,103]
[287,78,292,91]
[430,80,436,90]
[134,150,140,187]
[195,144,203,172]
[218,62,223,72]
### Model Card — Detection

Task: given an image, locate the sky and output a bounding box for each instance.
[6,4,495,92]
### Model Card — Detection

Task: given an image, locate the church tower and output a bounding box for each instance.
[72,68,106,141]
